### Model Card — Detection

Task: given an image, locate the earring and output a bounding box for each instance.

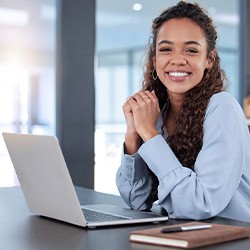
[152,69,158,80]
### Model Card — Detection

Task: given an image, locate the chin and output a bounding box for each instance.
[167,87,192,95]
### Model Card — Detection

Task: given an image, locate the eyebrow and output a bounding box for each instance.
[158,40,202,47]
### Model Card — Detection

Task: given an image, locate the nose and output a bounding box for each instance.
[170,57,187,66]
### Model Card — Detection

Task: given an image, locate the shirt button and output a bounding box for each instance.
[127,174,132,179]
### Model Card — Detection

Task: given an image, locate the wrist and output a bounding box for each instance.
[140,130,158,142]
[125,130,139,140]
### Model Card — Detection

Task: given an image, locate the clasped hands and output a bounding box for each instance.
[123,90,160,142]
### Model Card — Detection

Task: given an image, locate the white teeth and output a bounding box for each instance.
[169,72,189,77]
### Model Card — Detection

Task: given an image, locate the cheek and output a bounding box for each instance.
[195,60,208,74]
[155,56,167,70]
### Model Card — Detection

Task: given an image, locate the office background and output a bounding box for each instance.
[0,0,249,195]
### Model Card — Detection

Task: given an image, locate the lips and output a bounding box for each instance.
[166,70,191,82]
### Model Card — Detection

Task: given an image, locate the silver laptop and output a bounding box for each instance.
[2,132,168,228]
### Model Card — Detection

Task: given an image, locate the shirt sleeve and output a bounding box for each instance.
[138,98,249,220]
[115,145,153,210]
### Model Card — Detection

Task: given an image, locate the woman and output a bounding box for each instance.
[116,1,250,222]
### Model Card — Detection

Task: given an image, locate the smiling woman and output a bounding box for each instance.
[95,0,240,195]
[116,1,250,223]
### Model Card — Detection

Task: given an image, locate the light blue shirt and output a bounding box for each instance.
[116,92,250,222]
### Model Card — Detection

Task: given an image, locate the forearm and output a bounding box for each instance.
[124,132,141,155]
[137,113,247,220]
[138,135,220,218]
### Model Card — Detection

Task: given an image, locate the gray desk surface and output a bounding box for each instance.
[1,186,250,250]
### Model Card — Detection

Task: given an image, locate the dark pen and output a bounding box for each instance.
[161,224,212,233]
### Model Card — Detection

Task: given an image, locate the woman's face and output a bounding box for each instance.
[154,18,213,101]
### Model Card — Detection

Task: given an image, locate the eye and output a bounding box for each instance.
[186,48,199,54]
[159,47,172,53]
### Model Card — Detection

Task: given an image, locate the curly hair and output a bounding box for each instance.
[142,1,227,169]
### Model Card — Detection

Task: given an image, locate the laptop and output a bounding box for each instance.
[2,132,168,228]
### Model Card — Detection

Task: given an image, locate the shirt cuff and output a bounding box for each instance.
[120,145,149,181]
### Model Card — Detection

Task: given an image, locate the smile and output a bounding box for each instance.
[168,71,190,77]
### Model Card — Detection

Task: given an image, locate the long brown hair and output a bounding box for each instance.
[142,1,227,169]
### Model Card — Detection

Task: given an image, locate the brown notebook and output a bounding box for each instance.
[130,222,250,249]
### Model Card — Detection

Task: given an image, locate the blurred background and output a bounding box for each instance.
[0,0,244,194]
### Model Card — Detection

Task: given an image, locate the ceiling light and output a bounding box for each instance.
[133,3,142,12]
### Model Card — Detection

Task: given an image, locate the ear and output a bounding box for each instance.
[206,50,216,69]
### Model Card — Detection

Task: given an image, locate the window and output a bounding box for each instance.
[0,1,56,187]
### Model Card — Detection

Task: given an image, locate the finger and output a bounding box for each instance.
[126,95,140,109]
[142,95,151,102]
[149,90,159,102]
[144,90,156,101]
[151,90,157,98]
[138,91,151,102]
[129,92,146,103]
[122,103,131,113]
[123,96,134,108]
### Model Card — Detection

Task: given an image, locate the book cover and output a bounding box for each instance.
[130,222,250,249]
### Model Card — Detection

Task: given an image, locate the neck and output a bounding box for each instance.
[169,96,183,114]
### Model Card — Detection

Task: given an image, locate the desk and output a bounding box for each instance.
[1,186,250,250]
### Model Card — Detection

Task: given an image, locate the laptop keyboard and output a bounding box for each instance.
[82,208,131,222]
